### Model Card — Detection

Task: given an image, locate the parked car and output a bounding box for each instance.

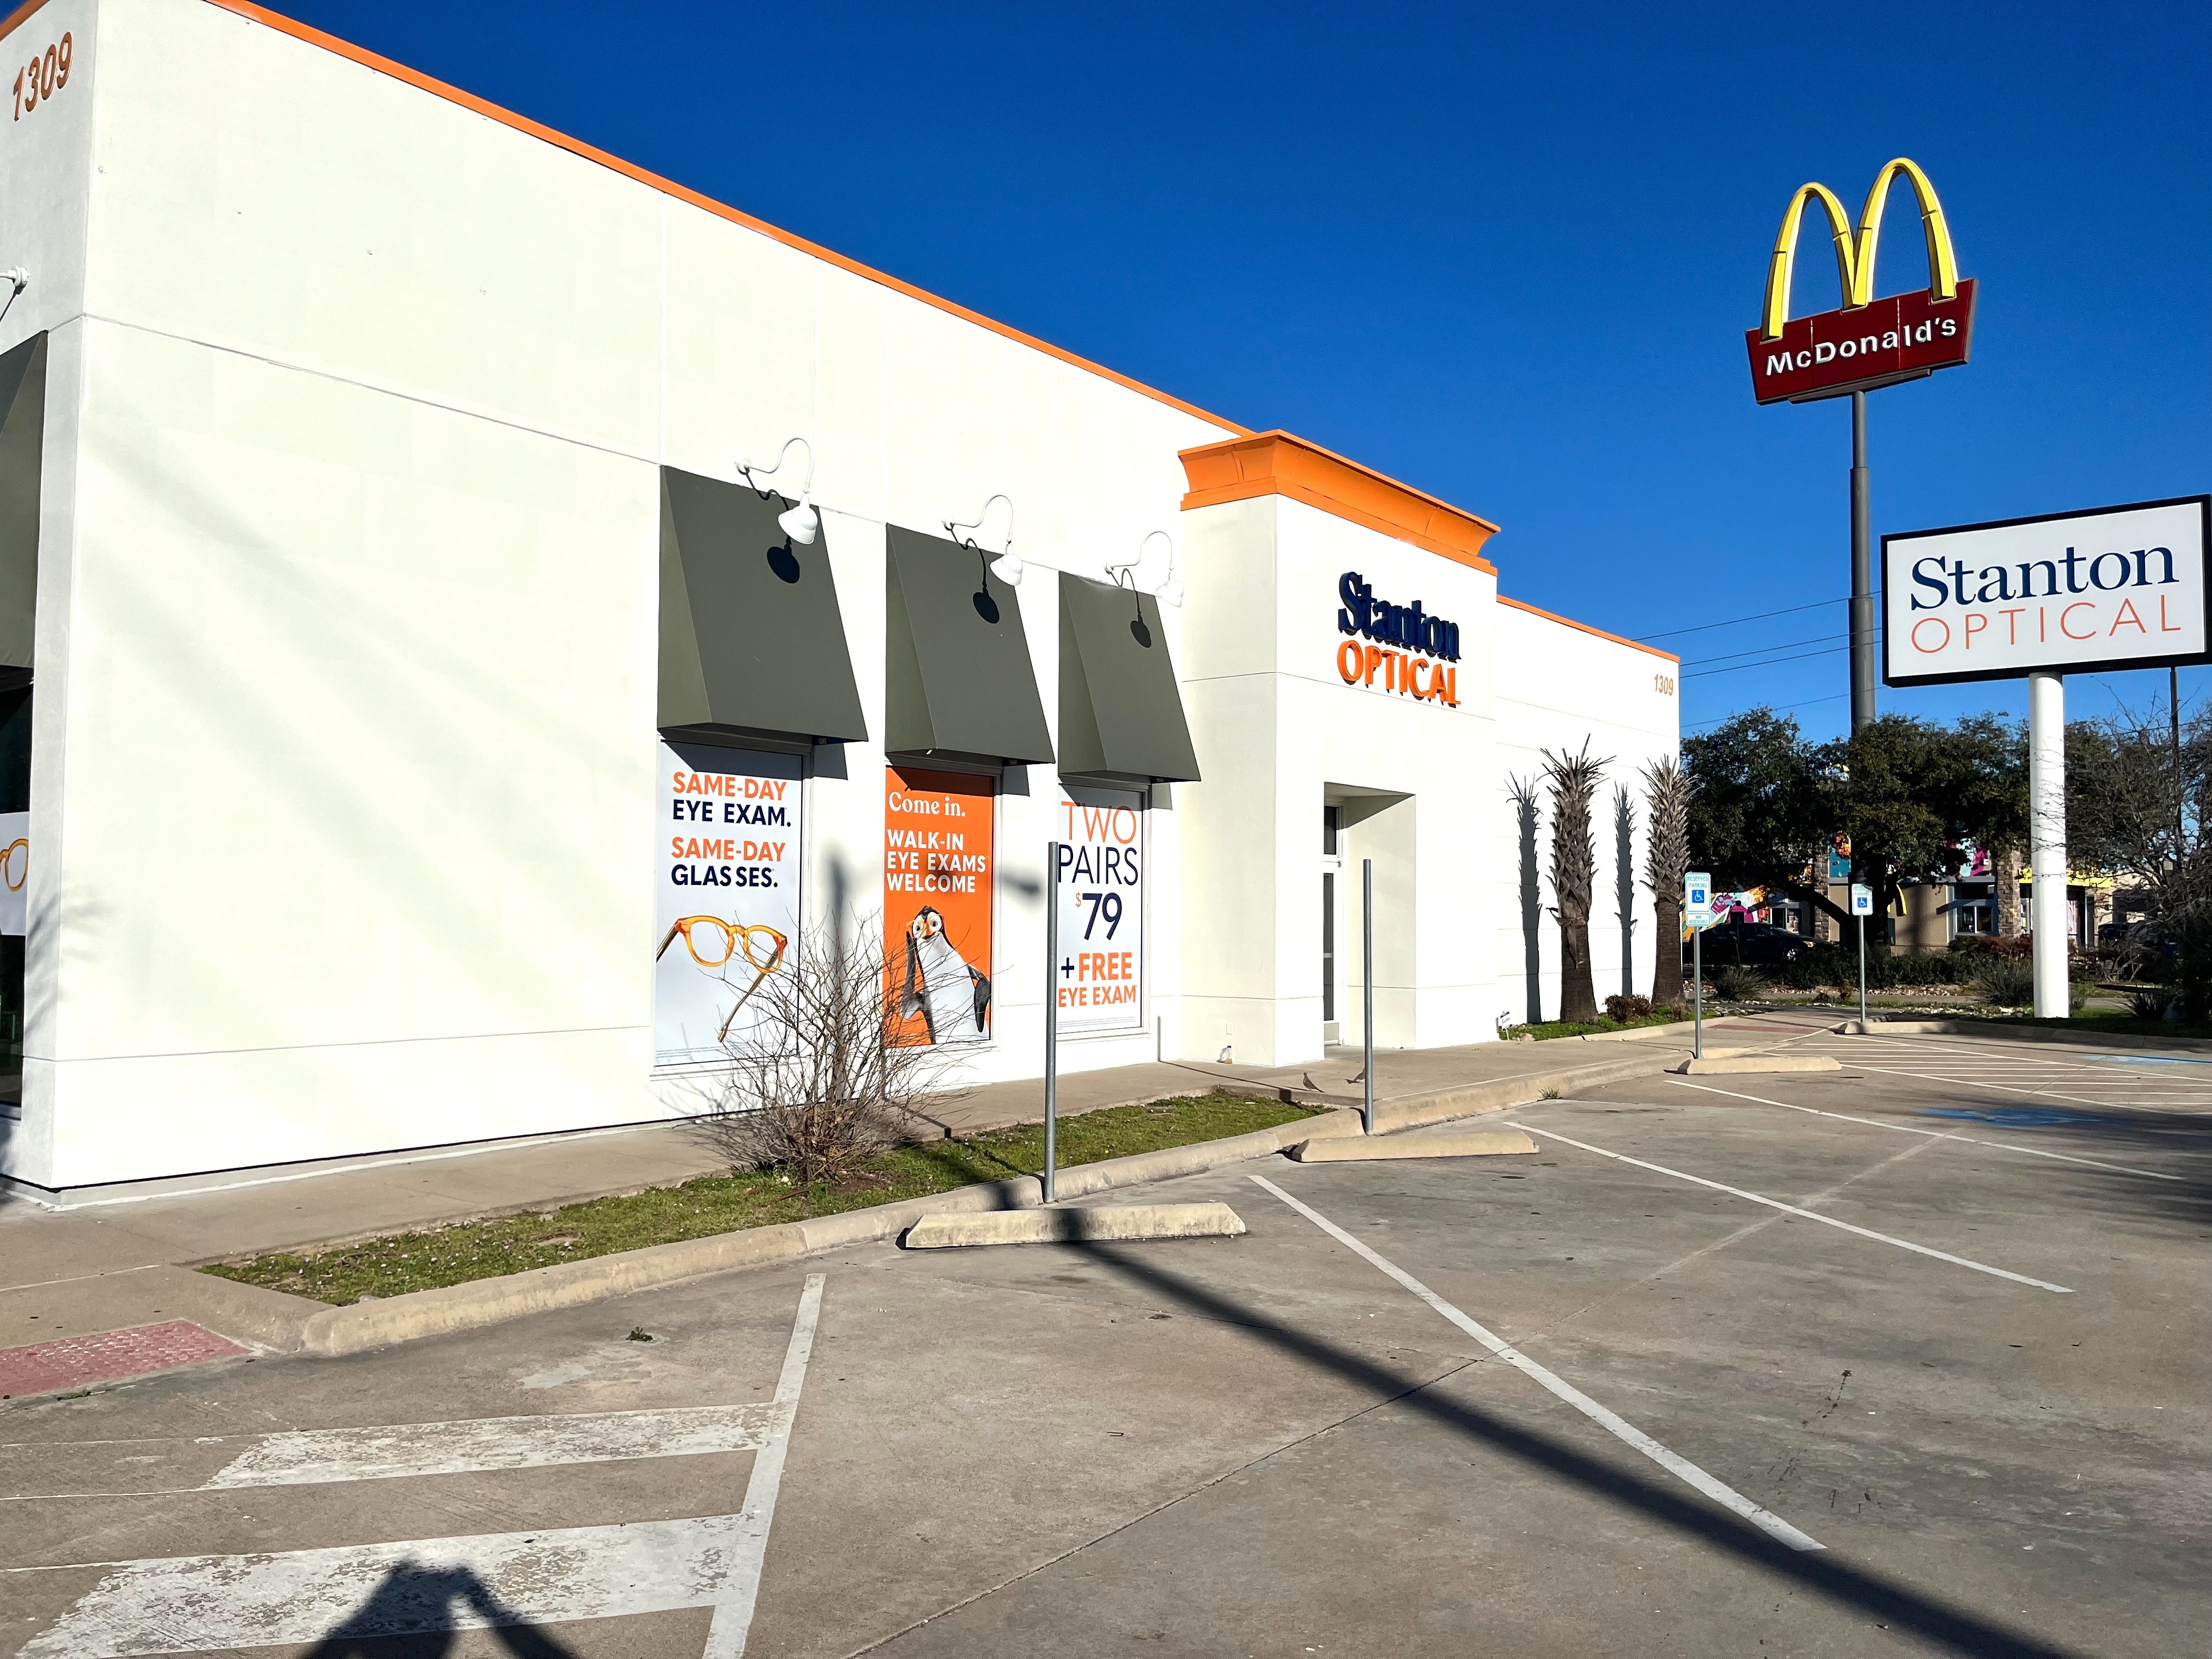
[1684,916,1807,968]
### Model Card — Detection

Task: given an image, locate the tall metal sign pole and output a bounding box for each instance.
[1850,391,1875,729]
[1882,498,2212,1021]
[1850,883,1873,1028]
[1043,839,1059,1201]
[1746,158,1976,735]
[1686,872,1712,1059]
[1361,858,1375,1135]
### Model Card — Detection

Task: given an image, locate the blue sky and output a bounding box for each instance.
[283,0,2210,741]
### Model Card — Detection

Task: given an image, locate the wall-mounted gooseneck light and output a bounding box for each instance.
[737,437,819,545]
[0,267,27,329]
[1104,529,1183,608]
[945,493,1023,586]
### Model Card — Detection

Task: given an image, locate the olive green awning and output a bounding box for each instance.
[0,334,45,673]
[658,466,867,744]
[1058,572,1200,783]
[884,526,1053,765]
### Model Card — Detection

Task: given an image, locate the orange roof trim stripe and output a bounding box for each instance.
[22,0,1250,441]
[1177,431,1500,574]
[1497,596,1679,662]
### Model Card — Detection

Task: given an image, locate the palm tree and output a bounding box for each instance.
[1641,755,1690,1007]
[1544,742,1609,1022]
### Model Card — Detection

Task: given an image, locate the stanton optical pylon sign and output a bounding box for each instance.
[1884,497,2212,687]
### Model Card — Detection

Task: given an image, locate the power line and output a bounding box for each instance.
[1681,630,1850,669]
[1683,645,1851,680]
[1683,692,1850,732]
[1635,596,1849,643]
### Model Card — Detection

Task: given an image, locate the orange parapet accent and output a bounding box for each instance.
[1178,431,1499,573]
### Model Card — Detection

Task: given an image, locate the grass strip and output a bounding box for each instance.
[1504,1010,1686,1041]
[200,1093,1321,1306]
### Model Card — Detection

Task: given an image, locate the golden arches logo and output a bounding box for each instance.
[1761,158,1958,341]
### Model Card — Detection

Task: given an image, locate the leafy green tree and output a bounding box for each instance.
[1685,709,2027,948]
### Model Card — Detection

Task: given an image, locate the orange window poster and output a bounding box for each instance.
[884,766,995,1046]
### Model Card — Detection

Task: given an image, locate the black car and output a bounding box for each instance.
[1683,916,1807,967]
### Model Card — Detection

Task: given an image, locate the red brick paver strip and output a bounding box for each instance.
[0,1319,247,1399]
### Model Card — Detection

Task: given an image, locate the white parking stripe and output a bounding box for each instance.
[1,1403,782,1501]
[1511,1126,2073,1294]
[1844,1061,2212,1114]
[18,1274,826,1658]
[205,1403,780,1489]
[21,1516,744,1655]
[1666,1080,2182,1181]
[1248,1173,1825,1554]
[706,1272,822,1659]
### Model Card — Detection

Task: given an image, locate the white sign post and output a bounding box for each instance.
[1849,883,1874,1031]
[1885,496,2211,1020]
[1686,872,1713,1059]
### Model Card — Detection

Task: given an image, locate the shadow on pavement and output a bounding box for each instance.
[1065,1235,2085,1659]
[301,1561,581,1657]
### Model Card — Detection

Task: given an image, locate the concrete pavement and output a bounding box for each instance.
[1,1018,1820,1379]
[1,1027,2201,1656]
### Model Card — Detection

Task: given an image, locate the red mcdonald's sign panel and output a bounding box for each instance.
[1746,280,1977,405]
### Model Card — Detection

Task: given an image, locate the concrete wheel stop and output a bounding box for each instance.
[901,1202,1248,1249]
[1668,1053,1841,1075]
[1285,1126,1538,1162]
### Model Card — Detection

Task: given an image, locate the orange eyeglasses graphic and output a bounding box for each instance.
[2,839,24,893]
[657,916,788,1040]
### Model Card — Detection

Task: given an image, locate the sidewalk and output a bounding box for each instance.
[0,1013,1816,1379]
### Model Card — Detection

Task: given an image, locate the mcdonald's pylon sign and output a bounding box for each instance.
[1745,159,1976,405]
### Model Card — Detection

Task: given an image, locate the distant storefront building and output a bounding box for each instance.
[0,0,1675,1197]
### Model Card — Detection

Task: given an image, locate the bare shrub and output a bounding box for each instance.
[1604,994,1653,1023]
[689,918,962,1183]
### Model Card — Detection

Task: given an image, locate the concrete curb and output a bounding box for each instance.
[1288,1127,1537,1162]
[1853,1017,2212,1052]
[903,1203,1246,1249]
[205,1045,1678,1359]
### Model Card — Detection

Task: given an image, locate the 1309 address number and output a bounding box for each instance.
[13,32,72,121]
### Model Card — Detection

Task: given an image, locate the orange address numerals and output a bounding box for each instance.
[13,32,71,122]
[1654,673,1676,696]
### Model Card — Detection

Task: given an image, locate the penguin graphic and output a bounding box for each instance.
[900,906,991,1044]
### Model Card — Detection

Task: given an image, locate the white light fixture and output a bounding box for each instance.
[737,437,819,545]
[945,494,1022,586]
[0,267,26,328]
[1107,529,1182,608]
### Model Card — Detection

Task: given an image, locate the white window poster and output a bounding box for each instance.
[0,811,23,935]
[1054,786,1143,1032]
[654,742,802,1066]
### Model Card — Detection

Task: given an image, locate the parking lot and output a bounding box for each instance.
[3,1031,2205,1657]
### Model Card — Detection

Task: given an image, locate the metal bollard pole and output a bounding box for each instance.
[1858,914,1869,1033]
[1692,924,1702,1060]
[1362,858,1375,1135]
[1043,839,1059,1203]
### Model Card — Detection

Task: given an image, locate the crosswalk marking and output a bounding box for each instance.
[19,1274,826,1658]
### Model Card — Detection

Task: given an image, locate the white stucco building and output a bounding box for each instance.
[0,0,1677,1197]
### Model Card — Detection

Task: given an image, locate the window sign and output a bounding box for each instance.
[654,742,802,1066]
[1055,786,1144,1032]
[0,811,24,936]
[885,767,995,1047]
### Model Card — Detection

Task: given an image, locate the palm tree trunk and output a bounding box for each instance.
[1545,742,1609,1024]
[1650,890,1684,1006]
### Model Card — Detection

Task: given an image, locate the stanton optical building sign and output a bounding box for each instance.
[1885,498,2212,686]
[1335,572,1463,705]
